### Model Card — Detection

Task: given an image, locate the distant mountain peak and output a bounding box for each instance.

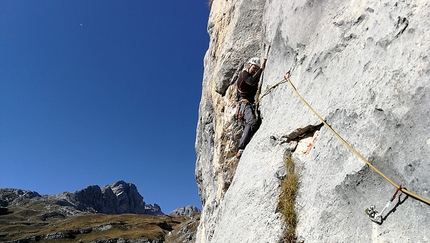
[169,205,201,217]
[0,181,164,216]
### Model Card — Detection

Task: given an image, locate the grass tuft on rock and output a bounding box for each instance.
[278,151,299,243]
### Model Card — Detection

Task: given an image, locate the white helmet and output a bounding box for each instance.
[248,57,260,67]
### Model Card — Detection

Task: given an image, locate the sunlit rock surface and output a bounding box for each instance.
[195,0,430,242]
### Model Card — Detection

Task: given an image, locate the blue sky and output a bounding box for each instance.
[0,1,209,213]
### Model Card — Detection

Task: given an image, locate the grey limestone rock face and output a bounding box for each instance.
[195,0,430,242]
[145,203,164,216]
[103,180,147,214]
[0,188,41,207]
[59,180,148,214]
[169,205,201,217]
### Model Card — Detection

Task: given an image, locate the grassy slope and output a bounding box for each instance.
[0,203,189,242]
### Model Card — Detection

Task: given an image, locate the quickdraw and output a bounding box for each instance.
[365,186,403,224]
[253,71,430,225]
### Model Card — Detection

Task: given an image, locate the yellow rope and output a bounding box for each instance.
[255,77,287,107]
[262,75,430,206]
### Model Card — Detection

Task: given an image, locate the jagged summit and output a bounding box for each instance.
[169,205,201,217]
[0,180,163,215]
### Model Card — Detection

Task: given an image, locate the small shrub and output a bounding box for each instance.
[278,151,299,243]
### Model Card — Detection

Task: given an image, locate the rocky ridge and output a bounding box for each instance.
[169,206,200,217]
[0,181,200,243]
[195,0,430,242]
[0,180,163,216]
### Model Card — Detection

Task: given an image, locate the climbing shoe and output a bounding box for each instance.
[236,149,244,158]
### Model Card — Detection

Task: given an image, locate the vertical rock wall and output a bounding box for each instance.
[196,0,430,242]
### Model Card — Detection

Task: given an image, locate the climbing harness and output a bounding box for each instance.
[257,72,430,218]
[365,185,403,224]
[235,99,249,120]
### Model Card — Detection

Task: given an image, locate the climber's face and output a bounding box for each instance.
[248,64,260,75]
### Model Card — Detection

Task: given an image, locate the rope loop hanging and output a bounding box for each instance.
[258,71,430,206]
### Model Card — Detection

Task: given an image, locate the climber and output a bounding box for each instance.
[236,56,267,158]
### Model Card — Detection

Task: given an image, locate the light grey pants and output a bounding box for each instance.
[238,102,257,150]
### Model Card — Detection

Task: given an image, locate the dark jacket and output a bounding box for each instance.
[237,69,263,103]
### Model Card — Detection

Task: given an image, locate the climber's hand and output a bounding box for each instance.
[261,58,268,69]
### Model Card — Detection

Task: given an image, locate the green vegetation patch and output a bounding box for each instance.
[278,151,299,243]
